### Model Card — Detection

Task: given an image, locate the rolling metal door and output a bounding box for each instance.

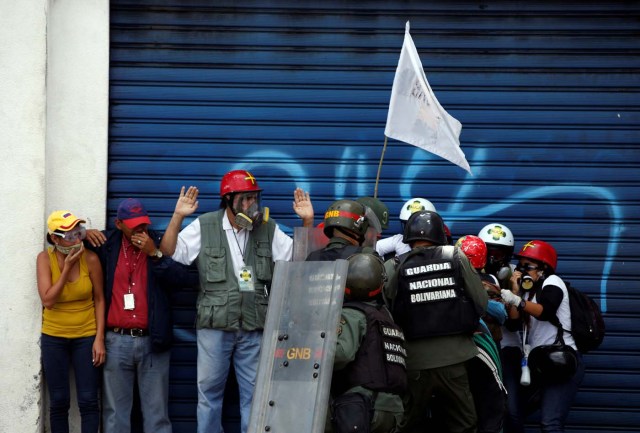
[110,1,640,432]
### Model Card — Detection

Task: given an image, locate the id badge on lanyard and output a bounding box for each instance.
[238,265,255,292]
[124,292,135,310]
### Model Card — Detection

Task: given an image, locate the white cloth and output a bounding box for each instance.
[528,275,577,350]
[171,211,293,279]
[384,21,471,174]
[375,233,410,257]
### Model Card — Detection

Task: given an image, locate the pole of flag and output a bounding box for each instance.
[373,136,388,198]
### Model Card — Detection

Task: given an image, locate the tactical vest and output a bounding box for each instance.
[333,302,407,395]
[195,209,276,331]
[393,245,479,339]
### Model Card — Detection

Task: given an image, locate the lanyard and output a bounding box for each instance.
[122,238,142,291]
[232,228,248,260]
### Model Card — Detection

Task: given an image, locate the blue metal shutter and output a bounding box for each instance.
[110,2,640,432]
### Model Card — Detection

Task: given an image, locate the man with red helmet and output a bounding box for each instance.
[160,169,314,433]
[500,240,585,433]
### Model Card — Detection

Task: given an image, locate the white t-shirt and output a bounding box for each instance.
[171,211,293,279]
[528,274,577,350]
[375,233,410,257]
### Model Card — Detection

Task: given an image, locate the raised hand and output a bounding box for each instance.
[292,187,314,227]
[175,186,199,217]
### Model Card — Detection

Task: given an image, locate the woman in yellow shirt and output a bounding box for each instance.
[36,210,105,433]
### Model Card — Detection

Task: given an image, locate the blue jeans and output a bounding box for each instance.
[196,328,262,433]
[41,334,100,433]
[102,331,171,433]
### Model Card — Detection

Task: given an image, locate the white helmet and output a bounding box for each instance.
[478,223,514,248]
[399,198,437,222]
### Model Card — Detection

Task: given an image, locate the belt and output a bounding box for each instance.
[110,327,148,337]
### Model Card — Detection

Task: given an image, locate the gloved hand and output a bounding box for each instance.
[500,289,522,307]
[487,299,508,324]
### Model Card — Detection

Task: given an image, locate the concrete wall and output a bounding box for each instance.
[0,1,109,431]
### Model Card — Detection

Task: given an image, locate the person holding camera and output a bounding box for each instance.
[500,240,585,433]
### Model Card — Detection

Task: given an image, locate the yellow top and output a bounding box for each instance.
[42,247,97,338]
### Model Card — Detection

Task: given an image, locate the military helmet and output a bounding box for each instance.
[356,197,389,230]
[323,199,369,240]
[402,210,447,246]
[345,253,386,301]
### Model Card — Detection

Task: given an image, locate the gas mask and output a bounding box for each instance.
[520,275,535,291]
[485,246,510,276]
[231,192,268,231]
[497,266,512,281]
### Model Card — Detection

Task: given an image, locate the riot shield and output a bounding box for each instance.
[247,259,348,433]
[292,226,379,261]
[292,226,329,261]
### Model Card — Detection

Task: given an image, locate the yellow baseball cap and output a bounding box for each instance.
[47,210,86,235]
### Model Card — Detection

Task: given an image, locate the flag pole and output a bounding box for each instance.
[373,135,388,198]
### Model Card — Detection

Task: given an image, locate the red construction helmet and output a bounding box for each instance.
[514,240,557,272]
[455,235,487,270]
[219,170,262,197]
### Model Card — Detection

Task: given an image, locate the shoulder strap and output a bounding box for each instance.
[543,282,573,337]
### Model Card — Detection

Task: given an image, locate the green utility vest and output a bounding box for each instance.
[195,209,276,331]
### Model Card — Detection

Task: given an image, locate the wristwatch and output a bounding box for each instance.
[152,249,163,259]
[517,299,526,311]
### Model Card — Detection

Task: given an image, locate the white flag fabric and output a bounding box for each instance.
[385,21,472,174]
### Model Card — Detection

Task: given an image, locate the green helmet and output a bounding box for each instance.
[323,199,369,242]
[356,197,389,230]
[345,253,386,301]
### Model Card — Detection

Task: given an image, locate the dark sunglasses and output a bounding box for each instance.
[517,263,539,272]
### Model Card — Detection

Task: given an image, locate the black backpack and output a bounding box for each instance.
[551,282,605,354]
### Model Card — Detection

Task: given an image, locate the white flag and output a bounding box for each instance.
[385,22,472,174]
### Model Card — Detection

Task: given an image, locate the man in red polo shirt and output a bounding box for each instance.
[86,194,198,433]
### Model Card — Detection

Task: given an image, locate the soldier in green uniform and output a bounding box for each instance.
[328,253,407,433]
[306,199,377,261]
[385,210,488,433]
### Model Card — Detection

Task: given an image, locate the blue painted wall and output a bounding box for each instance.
[110,1,640,431]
